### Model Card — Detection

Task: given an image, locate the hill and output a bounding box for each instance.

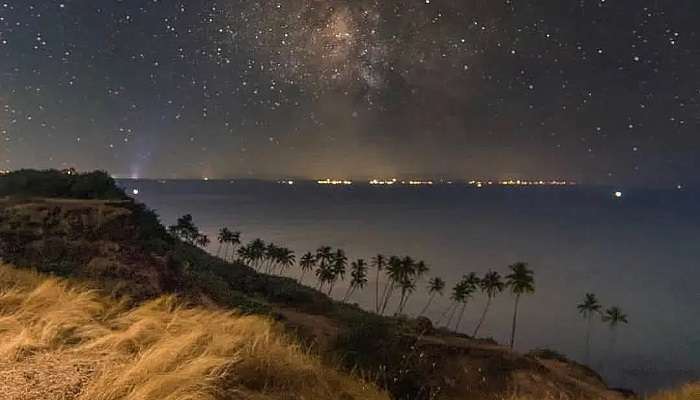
[1,169,695,399]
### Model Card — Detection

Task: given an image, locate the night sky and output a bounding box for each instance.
[0,1,698,185]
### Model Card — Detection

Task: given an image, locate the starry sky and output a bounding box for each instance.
[0,0,698,185]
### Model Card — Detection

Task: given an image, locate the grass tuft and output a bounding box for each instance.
[0,264,388,400]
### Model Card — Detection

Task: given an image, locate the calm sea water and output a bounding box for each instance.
[122,179,700,393]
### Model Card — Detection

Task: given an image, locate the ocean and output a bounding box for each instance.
[121,179,700,393]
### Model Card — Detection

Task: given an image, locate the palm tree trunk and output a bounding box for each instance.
[585,314,593,364]
[343,285,354,302]
[395,290,407,315]
[606,328,618,370]
[472,296,492,337]
[380,283,395,315]
[445,302,458,328]
[510,294,521,350]
[229,245,237,262]
[455,302,467,332]
[216,243,222,257]
[437,302,455,326]
[419,293,436,317]
[402,292,414,314]
[374,269,381,313]
[299,269,307,285]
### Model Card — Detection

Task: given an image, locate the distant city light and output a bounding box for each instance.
[369,178,397,185]
[317,179,352,185]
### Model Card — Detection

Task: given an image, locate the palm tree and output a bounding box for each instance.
[263,243,278,273]
[216,228,230,257]
[315,246,334,291]
[420,277,445,316]
[505,262,535,350]
[443,280,466,328]
[399,260,429,314]
[343,259,368,302]
[248,239,266,270]
[602,306,628,363]
[298,252,316,284]
[371,254,387,313]
[454,273,480,332]
[472,270,505,337]
[224,230,241,262]
[394,256,416,315]
[276,247,296,275]
[577,293,603,363]
[236,244,253,265]
[326,249,348,296]
[379,256,402,315]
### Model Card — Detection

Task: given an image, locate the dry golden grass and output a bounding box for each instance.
[0,264,388,400]
[649,383,700,400]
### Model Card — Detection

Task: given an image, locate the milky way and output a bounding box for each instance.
[0,1,698,184]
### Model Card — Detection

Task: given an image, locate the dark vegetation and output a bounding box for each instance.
[0,169,128,200]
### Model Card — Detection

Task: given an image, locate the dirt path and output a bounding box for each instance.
[0,353,96,400]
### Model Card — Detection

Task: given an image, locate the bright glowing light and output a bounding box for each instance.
[317,179,352,185]
[614,191,623,198]
[369,178,397,185]
[132,189,139,195]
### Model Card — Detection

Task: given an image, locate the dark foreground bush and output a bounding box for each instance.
[0,169,127,200]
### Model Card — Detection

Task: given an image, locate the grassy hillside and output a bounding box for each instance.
[649,383,700,400]
[0,170,696,400]
[0,263,388,400]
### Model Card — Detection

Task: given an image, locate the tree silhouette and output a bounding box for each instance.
[454,273,480,332]
[371,254,387,314]
[419,276,445,317]
[168,214,200,245]
[472,270,505,337]
[343,259,368,302]
[379,256,402,315]
[399,260,429,314]
[505,262,535,350]
[275,247,296,275]
[216,228,241,261]
[263,243,278,273]
[224,230,241,262]
[442,280,466,329]
[168,214,208,247]
[236,243,253,265]
[577,292,603,364]
[602,306,629,365]
[247,239,266,270]
[326,249,348,296]
[315,246,334,292]
[216,228,230,257]
[298,252,316,284]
